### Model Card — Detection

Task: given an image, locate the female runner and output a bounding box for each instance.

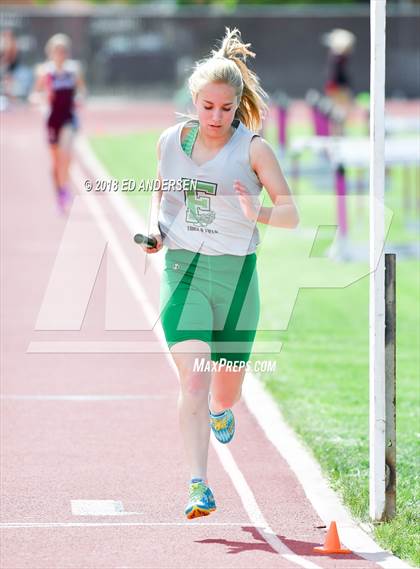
[31,34,86,214]
[140,28,299,519]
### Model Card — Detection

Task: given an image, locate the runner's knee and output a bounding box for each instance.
[180,370,209,399]
[211,391,240,410]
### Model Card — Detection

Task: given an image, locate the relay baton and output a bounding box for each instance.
[133,233,158,248]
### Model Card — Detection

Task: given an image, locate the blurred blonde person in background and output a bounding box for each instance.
[30,33,86,214]
[323,28,356,114]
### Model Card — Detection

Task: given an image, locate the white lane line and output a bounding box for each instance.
[214,444,320,569]
[27,340,279,353]
[27,341,169,353]
[72,139,322,569]
[71,500,141,516]
[70,161,176,358]
[77,168,162,342]
[75,134,153,254]
[0,521,259,528]
[242,373,412,569]
[1,395,170,401]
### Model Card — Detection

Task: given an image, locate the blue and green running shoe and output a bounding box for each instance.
[209,408,235,444]
[184,479,216,519]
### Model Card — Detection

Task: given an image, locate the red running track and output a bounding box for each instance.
[1,102,384,569]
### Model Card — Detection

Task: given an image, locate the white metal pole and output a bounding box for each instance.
[369,0,387,521]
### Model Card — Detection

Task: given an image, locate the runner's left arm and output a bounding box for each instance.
[75,61,87,107]
[234,137,299,229]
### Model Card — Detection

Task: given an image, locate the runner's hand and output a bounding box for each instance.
[141,233,163,254]
[234,180,259,222]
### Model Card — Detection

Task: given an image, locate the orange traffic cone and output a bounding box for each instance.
[313,521,352,554]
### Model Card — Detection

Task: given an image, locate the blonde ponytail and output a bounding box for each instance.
[188,27,268,131]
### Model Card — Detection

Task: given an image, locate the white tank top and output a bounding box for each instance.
[158,119,262,256]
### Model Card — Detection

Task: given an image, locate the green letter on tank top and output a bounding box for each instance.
[183,178,217,227]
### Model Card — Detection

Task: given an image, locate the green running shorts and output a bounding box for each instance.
[160,248,260,364]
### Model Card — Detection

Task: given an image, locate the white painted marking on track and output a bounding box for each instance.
[27,341,169,353]
[0,521,258,528]
[72,140,323,569]
[75,166,161,339]
[1,394,170,401]
[27,340,279,353]
[71,500,132,516]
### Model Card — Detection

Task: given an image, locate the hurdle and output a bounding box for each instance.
[289,135,420,260]
[305,89,323,136]
[305,89,347,138]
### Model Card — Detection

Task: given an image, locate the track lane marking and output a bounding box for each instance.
[1,521,265,528]
[1,395,170,401]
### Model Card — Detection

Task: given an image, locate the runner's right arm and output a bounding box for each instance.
[142,134,164,254]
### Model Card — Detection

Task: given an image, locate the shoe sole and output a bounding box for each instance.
[185,506,216,520]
